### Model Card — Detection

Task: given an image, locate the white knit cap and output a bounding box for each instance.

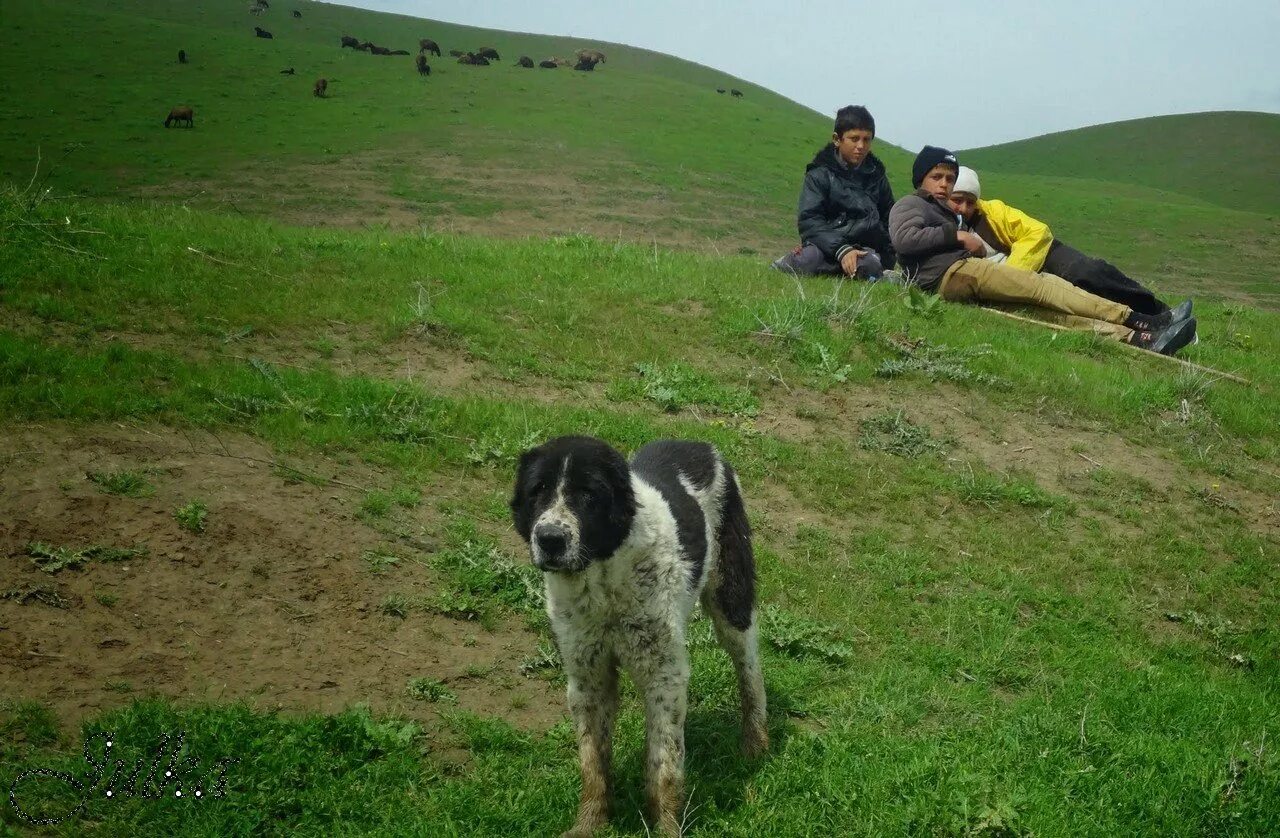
[953,166,981,198]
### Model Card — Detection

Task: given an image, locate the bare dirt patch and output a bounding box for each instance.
[131,150,793,255]
[0,423,564,736]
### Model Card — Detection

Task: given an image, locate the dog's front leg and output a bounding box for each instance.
[562,646,619,838]
[640,652,690,836]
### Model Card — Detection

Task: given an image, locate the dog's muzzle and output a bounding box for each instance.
[532,522,573,571]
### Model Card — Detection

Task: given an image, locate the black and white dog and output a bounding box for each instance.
[511,435,768,837]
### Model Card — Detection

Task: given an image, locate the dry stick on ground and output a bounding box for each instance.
[186,246,284,280]
[980,307,1253,386]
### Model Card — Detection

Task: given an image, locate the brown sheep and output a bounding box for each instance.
[538,59,557,69]
[356,41,373,52]
[341,35,359,49]
[419,38,441,56]
[552,56,572,66]
[416,54,431,76]
[575,48,606,64]
[573,57,599,71]
[281,67,295,74]
[516,56,534,68]
[731,88,743,97]
[292,9,301,17]
[458,52,490,66]
[314,78,327,97]
[164,106,194,128]
[254,26,273,39]
[389,49,410,55]
[716,88,725,94]
[448,48,464,57]
[370,45,392,55]
[477,46,500,60]
[178,49,187,64]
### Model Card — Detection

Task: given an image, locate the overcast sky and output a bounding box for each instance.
[341,0,1280,150]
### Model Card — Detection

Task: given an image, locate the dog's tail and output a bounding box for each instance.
[714,463,756,631]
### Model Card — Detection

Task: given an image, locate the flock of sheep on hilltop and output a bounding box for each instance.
[165,0,738,127]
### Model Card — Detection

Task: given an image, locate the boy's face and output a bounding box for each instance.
[832,128,874,167]
[922,164,957,201]
[948,191,978,220]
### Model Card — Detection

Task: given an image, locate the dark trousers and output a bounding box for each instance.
[1040,241,1168,315]
[772,243,884,279]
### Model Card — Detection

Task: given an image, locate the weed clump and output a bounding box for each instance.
[859,410,946,458]
[761,605,854,665]
[86,470,154,497]
[27,542,147,572]
[875,334,1005,387]
[174,500,208,533]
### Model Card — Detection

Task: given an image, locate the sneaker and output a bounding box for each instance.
[1168,299,1193,322]
[1124,308,1172,332]
[1128,316,1197,356]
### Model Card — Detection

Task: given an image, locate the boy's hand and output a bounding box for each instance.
[840,249,866,276]
[957,231,986,255]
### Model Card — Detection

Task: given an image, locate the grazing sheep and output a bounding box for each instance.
[731,89,743,97]
[552,56,572,66]
[256,0,269,7]
[341,35,359,48]
[356,41,373,51]
[389,49,410,55]
[249,4,263,15]
[314,77,327,97]
[281,67,295,74]
[575,48,606,64]
[516,55,534,68]
[370,45,392,55]
[164,106,194,128]
[416,54,431,76]
[477,46,500,60]
[448,48,464,57]
[573,57,598,71]
[419,38,441,56]
[716,87,725,94]
[178,49,187,63]
[292,9,301,17]
[254,26,273,39]
[538,59,557,69]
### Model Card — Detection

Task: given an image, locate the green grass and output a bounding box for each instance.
[174,500,208,533]
[2,2,1279,834]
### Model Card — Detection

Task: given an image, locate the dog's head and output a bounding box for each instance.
[510,436,636,573]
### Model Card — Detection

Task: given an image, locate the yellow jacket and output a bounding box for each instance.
[974,199,1054,272]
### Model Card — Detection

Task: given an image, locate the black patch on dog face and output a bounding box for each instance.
[510,436,636,569]
[629,440,717,585]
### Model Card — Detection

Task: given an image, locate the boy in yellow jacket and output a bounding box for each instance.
[949,166,1185,319]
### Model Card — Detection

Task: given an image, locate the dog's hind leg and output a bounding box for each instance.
[703,466,768,757]
[703,589,769,758]
[563,646,619,837]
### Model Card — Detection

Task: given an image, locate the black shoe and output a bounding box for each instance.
[1168,299,1193,322]
[1124,308,1172,332]
[1129,316,1197,356]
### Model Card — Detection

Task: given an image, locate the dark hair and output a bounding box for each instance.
[834,105,875,138]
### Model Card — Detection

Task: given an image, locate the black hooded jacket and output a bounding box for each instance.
[795,145,896,268]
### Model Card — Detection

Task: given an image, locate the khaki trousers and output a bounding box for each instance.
[939,258,1135,341]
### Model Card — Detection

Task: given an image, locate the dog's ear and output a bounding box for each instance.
[603,451,636,533]
[510,445,541,540]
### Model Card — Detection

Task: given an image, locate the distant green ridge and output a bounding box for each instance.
[962,111,1280,216]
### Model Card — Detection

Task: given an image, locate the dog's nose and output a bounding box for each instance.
[534,524,568,559]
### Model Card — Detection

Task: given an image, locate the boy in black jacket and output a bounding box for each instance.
[772,105,896,279]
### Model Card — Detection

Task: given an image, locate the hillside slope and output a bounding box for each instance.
[0,0,916,251]
[961,111,1280,216]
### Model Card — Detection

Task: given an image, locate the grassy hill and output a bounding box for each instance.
[0,0,916,252]
[2,1,1279,836]
[962,111,1280,216]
